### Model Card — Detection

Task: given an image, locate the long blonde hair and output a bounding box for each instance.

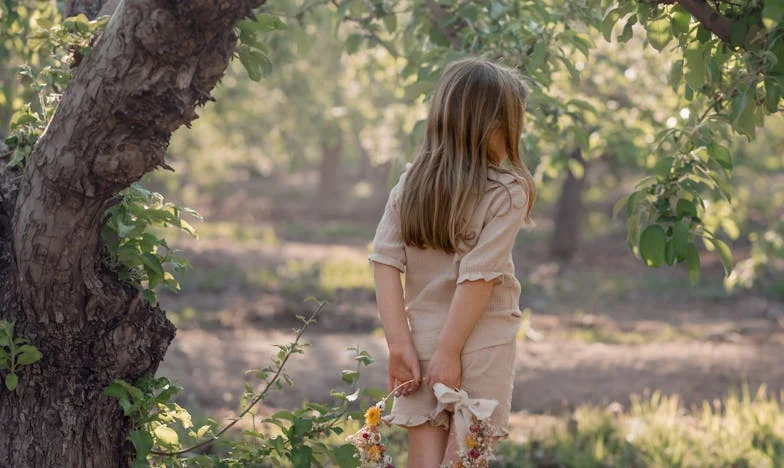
[400,57,536,254]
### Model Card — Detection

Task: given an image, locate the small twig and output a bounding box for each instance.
[150,303,323,457]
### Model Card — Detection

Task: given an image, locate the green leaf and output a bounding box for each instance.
[601,8,621,42]
[15,345,42,366]
[730,88,757,138]
[383,13,397,33]
[153,425,179,446]
[5,372,18,391]
[685,242,700,284]
[670,7,691,37]
[237,45,272,81]
[345,33,363,54]
[618,15,636,43]
[676,198,697,218]
[10,110,38,128]
[672,219,690,261]
[708,238,733,276]
[293,418,313,438]
[129,430,154,465]
[340,369,359,385]
[141,289,157,306]
[665,240,676,265]
[763,1,784,29]
[253,13,287,32]
[707,143,732,170]
[330,443,358,468]
[765,78,781,113]
[639,224,667,267]
[668,59,683,89]
[291,445,314,468]
[684,42,707,90]
[645,17,672,51]
[63,14,91,33]
[104,381,129,400]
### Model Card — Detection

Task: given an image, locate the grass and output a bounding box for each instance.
[279,386,784,467]
[566,322,702,345]
[493,386,784,467]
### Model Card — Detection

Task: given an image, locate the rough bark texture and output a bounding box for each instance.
[550,148,587,262]
[0,0,263,466]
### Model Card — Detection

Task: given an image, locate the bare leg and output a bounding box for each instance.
[407,423,449,468]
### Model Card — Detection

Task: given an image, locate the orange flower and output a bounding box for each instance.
[368,444,382,461]
[465,434,478,448]
[365,405,382,427]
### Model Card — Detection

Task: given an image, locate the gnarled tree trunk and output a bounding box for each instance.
[0,0,262,465]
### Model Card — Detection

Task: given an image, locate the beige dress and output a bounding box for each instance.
[368,165,527,436]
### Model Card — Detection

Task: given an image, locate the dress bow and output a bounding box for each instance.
[432,383,498,453]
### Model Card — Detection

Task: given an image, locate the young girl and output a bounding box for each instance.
[369,57,535,467]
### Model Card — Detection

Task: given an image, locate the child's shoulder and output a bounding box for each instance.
[485,167,528,212]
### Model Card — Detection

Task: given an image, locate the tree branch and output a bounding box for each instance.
[425,0,464,49]
[677,0,734,43]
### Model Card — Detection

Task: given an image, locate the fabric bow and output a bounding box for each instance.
[432,383,498,453]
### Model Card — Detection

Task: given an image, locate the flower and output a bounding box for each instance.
[365,405,382,427]
[468,448,481,459]
[368,445,382,461]
[465,435,478,448]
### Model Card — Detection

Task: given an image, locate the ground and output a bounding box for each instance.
[154,172,784,438]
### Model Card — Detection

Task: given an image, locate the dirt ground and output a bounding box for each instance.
[155,175,784,433]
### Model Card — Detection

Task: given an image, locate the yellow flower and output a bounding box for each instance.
[365,406,382,427]
[465,434,478,448]
[368,444,381,461]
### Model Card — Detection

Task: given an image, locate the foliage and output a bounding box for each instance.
[101,184,201,306]
[0,321,42,391]
[105,305,376,467]
[496,387,784,467]
[286,0,784,283]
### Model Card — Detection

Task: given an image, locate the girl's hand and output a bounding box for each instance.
[388,343,421,396]
[424,347,461,390]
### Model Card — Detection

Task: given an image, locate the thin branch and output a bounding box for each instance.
[150,303,323,457]
[676,0,734,43]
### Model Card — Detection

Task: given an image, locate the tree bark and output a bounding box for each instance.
[550,148,587,262]
[0,0,262,466]
[318,130,343,203]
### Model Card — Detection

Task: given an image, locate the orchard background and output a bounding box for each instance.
[1,0,783,466]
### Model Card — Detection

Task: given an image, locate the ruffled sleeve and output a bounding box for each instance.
[368,172,407,273]
[457,179,527,285]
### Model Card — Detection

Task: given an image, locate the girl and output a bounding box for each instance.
[369,57,535,467]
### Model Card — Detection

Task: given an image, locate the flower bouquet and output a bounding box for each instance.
[347,381,498,468]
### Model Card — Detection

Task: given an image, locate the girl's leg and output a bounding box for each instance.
[407,423,449,468]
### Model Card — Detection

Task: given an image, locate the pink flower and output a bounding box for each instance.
[470,424,480,433]
[469,448,481,459]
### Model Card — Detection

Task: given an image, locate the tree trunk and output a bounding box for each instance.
[550,148,588,262]
[318,130,343,202]
[0,0,262,466]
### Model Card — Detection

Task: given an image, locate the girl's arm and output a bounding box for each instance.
[426,181,528,389]
[424,280,494,389]
[374,263,421,395]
